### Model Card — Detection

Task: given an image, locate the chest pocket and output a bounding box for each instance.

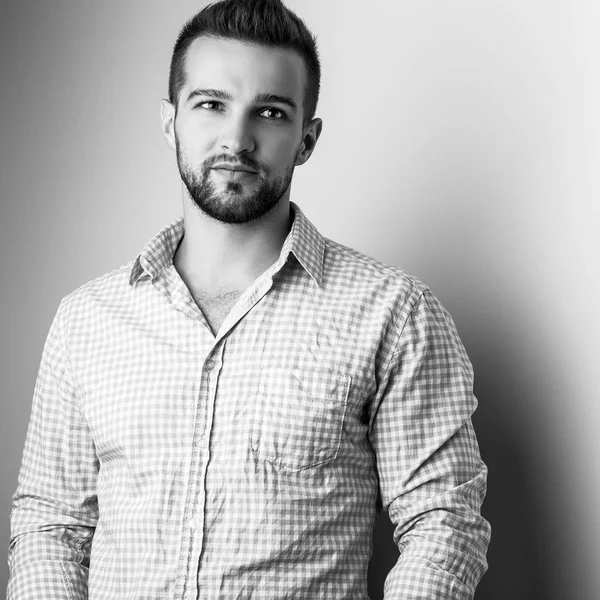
[250,366,351,472]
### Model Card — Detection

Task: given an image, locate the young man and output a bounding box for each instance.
[7,1,491,599]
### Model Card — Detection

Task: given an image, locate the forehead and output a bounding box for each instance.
[182,36,306,104]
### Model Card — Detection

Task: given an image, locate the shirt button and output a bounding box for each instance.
[205,359,215,372]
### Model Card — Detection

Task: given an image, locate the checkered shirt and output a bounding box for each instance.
[8,202,490,599]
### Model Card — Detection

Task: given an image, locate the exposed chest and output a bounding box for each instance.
[190,288,244,335]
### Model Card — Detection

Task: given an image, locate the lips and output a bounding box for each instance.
[211,163,257,174]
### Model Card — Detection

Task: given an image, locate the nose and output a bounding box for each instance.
[219,112,255,155]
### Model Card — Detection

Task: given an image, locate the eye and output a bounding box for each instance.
[259,107,286,120]
[196,100,223,111]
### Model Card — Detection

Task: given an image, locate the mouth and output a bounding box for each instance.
[211,164,258,174]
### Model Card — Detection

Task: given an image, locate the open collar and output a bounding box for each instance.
[129,202,324,288]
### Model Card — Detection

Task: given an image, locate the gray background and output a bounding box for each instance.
[2,1,599,598]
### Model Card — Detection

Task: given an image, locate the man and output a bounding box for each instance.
[7,0,491,598]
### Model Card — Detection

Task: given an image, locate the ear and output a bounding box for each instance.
[295,117,323,166]
[160,99,177,151]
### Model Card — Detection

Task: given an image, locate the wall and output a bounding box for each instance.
[1,1,599,598]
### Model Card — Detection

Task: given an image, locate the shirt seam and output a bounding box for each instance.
[59,560,76,600]
[56,299,81,412]
[381,288,428,394]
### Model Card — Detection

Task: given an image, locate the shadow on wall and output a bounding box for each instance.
[367,343,558,600]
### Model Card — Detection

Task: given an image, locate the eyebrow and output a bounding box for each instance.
[187,88,233,103]
[253,93,298,113]
[186,88,298,113]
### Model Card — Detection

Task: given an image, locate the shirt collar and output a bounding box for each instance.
[129,216,184,286]
[129,201,324,287]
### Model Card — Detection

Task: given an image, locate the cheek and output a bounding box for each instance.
[176,115,219,152]
[266,134,302,168]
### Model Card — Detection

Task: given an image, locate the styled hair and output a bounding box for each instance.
[168,0,321,123]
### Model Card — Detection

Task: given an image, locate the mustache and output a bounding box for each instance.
[204,153,263,173]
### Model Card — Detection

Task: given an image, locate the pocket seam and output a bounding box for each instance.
[251,370,351,472]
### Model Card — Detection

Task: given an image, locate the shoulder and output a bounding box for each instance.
[322,237,429,321]
[320,240,470,365]
[56,260,137,324]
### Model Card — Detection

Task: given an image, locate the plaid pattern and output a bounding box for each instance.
[8,202,490,599]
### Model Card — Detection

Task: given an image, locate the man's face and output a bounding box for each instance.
[162,37,318,224]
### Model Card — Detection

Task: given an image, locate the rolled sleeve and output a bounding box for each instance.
[369,289,491,599]
[8,301,98,600]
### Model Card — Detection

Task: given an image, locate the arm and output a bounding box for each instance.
[369,289,491,599]
[7,301,98,599]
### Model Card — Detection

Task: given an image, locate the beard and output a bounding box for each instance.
[176,141,296,225]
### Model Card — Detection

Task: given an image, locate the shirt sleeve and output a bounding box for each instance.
[7,301,98,600]
[369,289,491,600]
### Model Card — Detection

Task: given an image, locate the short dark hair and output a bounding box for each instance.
[168,0,321,123]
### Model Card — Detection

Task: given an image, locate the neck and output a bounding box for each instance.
[174,189,293,293]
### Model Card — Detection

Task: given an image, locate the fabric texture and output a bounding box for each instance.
[8,202,491,600]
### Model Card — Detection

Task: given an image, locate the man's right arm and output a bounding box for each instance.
[7,301,98,600]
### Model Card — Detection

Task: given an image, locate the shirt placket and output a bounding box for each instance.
[156,266,219,600]
[173,257,287,600]
[175,343,224,600]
